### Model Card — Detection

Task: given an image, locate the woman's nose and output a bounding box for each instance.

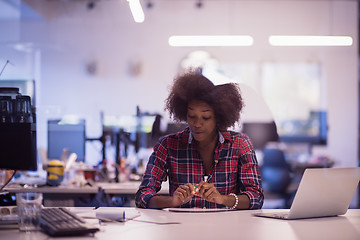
[193,118,202,127]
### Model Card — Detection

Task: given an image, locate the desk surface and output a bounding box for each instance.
[3,181,169,195]
[1,208,359,240]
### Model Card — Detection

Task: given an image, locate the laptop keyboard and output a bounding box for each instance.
[270,213,288,219]
[253,212,289,219]
[40,207,99,236]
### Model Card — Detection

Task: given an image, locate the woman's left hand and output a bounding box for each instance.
[196,181,224,205]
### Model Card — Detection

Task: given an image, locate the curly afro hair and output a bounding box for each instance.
[165,70,244,130]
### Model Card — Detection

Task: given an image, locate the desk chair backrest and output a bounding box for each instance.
[261,148,292,195]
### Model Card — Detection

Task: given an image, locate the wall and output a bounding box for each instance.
[0,0,358,168]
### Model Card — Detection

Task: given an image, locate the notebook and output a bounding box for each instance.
[253,167,360,220]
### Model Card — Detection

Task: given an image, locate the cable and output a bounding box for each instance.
[0,170,16,192]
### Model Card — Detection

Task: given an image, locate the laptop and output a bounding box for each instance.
[253,167,360,220]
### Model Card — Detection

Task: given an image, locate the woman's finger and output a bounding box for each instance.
[197,182,212,196]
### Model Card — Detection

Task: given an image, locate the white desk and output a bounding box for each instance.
[2,181,169,207]
[1,208,360,240]
[3,186,99,194]
[3,181,169,195]
[98,181,169,195]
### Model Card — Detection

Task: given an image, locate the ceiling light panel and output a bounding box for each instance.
[168,35,254,47]
[269,35,353,46]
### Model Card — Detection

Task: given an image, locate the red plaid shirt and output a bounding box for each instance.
[135,127,264,209]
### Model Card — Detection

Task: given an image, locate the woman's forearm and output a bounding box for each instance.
[147,195,175,209]
[220,194,250,209]
[148,194,250,210]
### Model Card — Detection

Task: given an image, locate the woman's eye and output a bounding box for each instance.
[187,115,211,120]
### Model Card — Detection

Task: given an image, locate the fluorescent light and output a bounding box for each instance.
[269,35,353,46]
[127,0,145,23]
[168,35,254,47]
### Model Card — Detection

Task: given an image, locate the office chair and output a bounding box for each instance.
[261,148,292,207]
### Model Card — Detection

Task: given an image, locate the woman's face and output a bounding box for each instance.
[187,100,217,143]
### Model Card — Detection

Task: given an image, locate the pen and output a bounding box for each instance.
[122,211,125,222]
[204,175,211,182]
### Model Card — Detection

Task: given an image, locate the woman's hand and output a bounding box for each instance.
[171,183,195,207]
[196,181,224,205]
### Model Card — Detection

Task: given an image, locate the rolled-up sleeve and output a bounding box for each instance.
[238,149,264,209]
[135,140,168,208]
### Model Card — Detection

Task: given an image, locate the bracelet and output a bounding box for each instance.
[229,193,238,210]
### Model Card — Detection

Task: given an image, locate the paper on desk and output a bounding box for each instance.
[95,208,141,222]
[70,207,96,216]
[64,153,77,171]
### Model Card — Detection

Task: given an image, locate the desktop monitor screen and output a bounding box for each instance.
[278,111,327,145]
[241,121,279,150]
[47,119,86,162]
[0,123,37,171]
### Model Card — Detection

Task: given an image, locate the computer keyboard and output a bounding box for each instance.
[40,207,99,236]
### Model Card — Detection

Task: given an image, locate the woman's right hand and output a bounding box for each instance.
[171,183,195,207]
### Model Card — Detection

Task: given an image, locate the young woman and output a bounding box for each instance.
[135,70,264,209]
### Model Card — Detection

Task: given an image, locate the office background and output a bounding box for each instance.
[0,0,358,171]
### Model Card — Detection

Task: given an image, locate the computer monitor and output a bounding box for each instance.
[241,121,279,150]
[278,111,327,145]
[47,119,86,162]
[0,88,37,171]
[0,123,37,171]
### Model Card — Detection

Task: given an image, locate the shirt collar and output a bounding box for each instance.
[188,130,225,144]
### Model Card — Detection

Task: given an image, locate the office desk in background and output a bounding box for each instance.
[1,208,360,240]
[3,181,169,207]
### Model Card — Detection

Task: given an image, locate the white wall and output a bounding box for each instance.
[0,0,358,168]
